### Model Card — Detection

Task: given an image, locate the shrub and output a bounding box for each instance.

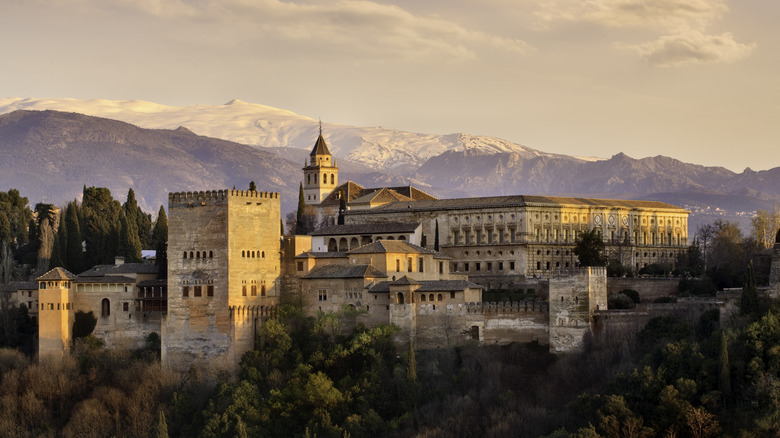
[608,292,635,309]
[619,289,640,304]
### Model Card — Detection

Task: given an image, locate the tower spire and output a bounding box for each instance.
[319,118,322,136]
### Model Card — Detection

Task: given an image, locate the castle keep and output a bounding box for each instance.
[162,189,280,370]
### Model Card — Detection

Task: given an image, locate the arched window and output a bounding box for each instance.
[421,294,426,302]
[183,252,187,259]
[438,294,443,301]
[429,294,434,302]
[261,251,265,258]
[251,251,255,258]
[314,174,317,184]
[196,251,200,259]
[209,251,213,258]
[101,298,110,317]
[189,251,194,259]
[307,174,311,185]
[331,174,335,184]
[242,250,245,257]
[398,293,405,304]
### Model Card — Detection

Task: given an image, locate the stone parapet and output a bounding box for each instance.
[169,189,279,207]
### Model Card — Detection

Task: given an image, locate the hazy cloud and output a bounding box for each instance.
[619,30,755,67]
[535,0,727,31]
[112,0,531,61]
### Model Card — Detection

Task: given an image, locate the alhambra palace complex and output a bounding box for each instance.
[23,133,780,371]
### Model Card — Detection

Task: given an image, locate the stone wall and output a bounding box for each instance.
[607,278,679,302]
[548,267,607,353]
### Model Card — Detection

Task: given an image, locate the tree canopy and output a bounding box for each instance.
[573,228,607,267]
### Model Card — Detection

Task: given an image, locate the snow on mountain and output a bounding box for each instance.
[0,97,584,172]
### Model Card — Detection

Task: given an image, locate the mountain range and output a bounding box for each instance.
[0,98,777,231]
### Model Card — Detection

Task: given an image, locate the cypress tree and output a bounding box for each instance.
[434,219,440,251]
[719,331,731,403]
[65,202,84,273]
[152,206,168,278]
[407,339,417,383]
[50,210,66,268]
[249,181,257,192]
[156,410,169,438]
[119,213,142,263]
[741,260,758,315]
[296,183,305,235]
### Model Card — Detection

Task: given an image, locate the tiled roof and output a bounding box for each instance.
[76,276,136,284]
[369,279,482,293]
[302,264,388,279]
[77,263,158,277]
[137,279,168,287]
[310,134,331,156]
[347,195,686,215]
[312,223,421,236]
[37,267,76,281]
[295,251,348,259]
[319,181,437,208]
[351,188,414,205]
[389,276,419,285]
[0,281,38,292]
[347,240,436,255]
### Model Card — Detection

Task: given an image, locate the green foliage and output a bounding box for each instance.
[72,310,97,339]
[64,201,84,273]
[156,410,169,438]
[434,219,440,251]
[638,315,691,347]
[608,292,635,309]
[82,186,123,267]
[639,263,672,277]
[152,206,168,278]
[573,229,607,267]
[249,180,257,192]
[741,260,759,316]
[619,289,641,304]
[679,277,718,296]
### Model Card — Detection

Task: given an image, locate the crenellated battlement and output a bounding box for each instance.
[168,189,280,206]
[465,300,549,314]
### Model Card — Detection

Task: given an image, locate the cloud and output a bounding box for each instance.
[112,0,531,61]
[535,0,727,31]
[618,30,755,67]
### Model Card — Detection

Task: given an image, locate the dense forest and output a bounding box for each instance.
[0,187,779,437]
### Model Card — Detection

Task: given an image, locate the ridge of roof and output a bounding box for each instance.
[37,267,76,281]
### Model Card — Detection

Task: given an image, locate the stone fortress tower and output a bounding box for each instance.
[162,189,281,371]
[36,267,76,358]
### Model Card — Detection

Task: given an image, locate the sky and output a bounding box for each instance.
[1,0,777,172]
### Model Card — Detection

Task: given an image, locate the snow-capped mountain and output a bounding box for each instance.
[0,97,571,172]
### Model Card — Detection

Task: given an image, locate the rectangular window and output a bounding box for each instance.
[182,286,189,298]
[123,302,129,311]
[261,285,266,297]
[419,259,424,273]
[453,230,460,245]
[318,289,327,301]
[476,262,481,271]
[486,262,492,271]
[450,292,455,299]
[464,263,470,271]
[207,285,214,297]
[396,259,400,272]
[407,257,413,272]
[251,285,257,296]
[510,261,515,270]
[465,230,471,244]
[476,232,482,245]
[194,286,202,297]
[511,229,516,243]
[487,229,493,243]
[242,285,247,297]
[439,261,444,273]
[297,261,304,271]
[498,262,503,271]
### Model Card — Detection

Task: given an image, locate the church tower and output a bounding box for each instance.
[302,125,338,206]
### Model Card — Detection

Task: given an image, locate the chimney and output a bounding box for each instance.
[114,256,125,266]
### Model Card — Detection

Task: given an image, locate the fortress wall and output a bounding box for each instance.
[607,278,679,302]
[548,267,606,353]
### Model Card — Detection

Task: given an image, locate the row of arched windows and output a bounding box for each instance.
[183,250,213,259]
[420,294,443,302]
[306,173,335,185]
[241,250,265,258]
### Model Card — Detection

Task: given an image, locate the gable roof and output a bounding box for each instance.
[319,181,437,208]
[302,264,388,279]
[347,240,436,255]
[37,267,76,281]
[351,188,414,205]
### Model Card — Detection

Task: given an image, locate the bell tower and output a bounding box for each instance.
[303,123,338,206]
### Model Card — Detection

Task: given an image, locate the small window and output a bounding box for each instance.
[438,294,443,301]
[207,285,214,297]
[450,291,455,299]
[297,261,304,271]
[318,289,327,301]
[251,285,257,296]
[123,302,129,312]
[101,298,110,316]
[183,252,188,259]
[209,251,213,258]
[194,286,202,297]
[261,285,266,297]
[242,285,247,297]
[182,286,189,298]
